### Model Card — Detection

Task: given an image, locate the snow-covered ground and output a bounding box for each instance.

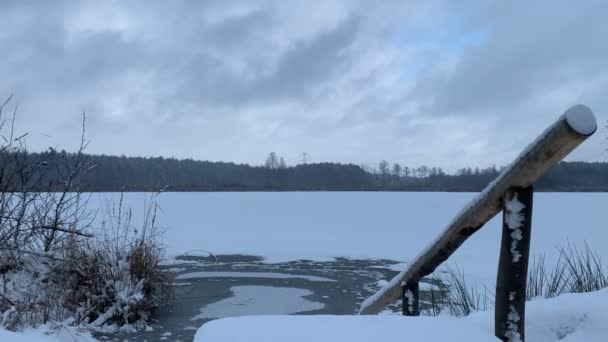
[194,287,608,342]
[0,325,96,342]
[91,192,607,285]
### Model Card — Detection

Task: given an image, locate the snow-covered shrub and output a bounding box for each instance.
[0,254,76,330]
[0,195,171,331]
[0,97,170,332]
[63,194,172,328]
[0,96,94,330]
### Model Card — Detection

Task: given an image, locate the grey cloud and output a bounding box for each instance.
[0,0,605,168]
[247,16,360,102]
[200,17,354,102]
[205,9,272,47]
[422,1,608,116]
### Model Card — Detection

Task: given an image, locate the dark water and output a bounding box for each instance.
[96,255,406,342]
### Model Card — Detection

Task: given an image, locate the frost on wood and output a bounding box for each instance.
[504,291,522,342]
[359,104,588,315]
[505,194,526,263]
[359,275,402,313]
[505,305,522,342]
[404,289,415,314]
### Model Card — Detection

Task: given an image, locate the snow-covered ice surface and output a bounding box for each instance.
[195,288,608,342]
[191,286,324,320]
[4,192,606,341]
[92,192,608,285]
[176,271,335,282]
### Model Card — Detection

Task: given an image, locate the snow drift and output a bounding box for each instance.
[195,288,608,342]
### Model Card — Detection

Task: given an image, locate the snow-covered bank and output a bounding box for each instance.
[0,325,96,342]
[0,328,64,342]
[195,288,608,341]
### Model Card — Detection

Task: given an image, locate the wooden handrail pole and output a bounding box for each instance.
[495,187,533,341]
[360,105,596,315]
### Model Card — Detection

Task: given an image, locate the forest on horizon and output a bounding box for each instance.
[12,149,608,192]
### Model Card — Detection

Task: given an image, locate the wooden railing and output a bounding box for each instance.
[358,105,597,341]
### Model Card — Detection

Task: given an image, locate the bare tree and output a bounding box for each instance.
[0,100,93,258]
[392,163,402,177]
[265,152,279,169]
[378,160,389,176]
[0,96,168,330]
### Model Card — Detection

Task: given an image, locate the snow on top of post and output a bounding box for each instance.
[565,104,597,136]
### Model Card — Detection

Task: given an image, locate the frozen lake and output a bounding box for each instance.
[88,192,607,281]
[87,192,607,341]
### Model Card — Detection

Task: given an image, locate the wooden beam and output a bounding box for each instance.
[359,105,596,315]
[495,187,533,341]
[402,281,420,316]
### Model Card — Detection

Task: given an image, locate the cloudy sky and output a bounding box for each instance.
[1,1,606,170]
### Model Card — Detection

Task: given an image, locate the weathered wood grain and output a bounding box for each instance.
[360,105,596,315]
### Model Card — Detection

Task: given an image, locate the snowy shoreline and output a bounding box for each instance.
[195,288,608,342]
[3,192,606,341]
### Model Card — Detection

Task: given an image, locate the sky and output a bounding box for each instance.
[0,0,606,170]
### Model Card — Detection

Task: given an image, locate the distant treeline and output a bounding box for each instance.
[11,149,608,192]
